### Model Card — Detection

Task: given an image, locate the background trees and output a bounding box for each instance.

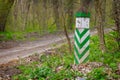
[94,0,106,52]
[112,0,120,49]
[0,0,14,32]
[0,0,119,50]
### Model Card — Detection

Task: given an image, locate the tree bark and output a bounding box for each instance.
[79,0,106,52]
[52,0,60,29]
[67,0,74,30]
[0,0,14,32]
[112,0,120,49]
[95,0,106,52]
[79,0,92,12]
[62,13,72,53]
[42,0,47,33]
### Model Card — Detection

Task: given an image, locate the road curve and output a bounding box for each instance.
[0,28,113,64]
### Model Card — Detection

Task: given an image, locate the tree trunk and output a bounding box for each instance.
[62,13,72,53]
[79,0,92,12]
[67,0,74,30]
[42,0,47,33]
[52,0,60,29]
[112,0,120,49]
[0,0,14,32]
[95,0,106,52]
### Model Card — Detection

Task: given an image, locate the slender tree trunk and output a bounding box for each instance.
[62,13,72,53]
[21,0,31,31]
[67,0,74,30]
[112,0,120,49]
[52,0,60,29]
[42,0,47,33]
[24,0,31,30]
[79,0,92,12]
[95,0,106,52]
[0,0,14,32]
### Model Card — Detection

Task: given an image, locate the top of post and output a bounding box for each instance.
[75,12,90,18]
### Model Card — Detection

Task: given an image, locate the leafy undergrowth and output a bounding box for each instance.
[12,45,83,80]
[12,32,120,80]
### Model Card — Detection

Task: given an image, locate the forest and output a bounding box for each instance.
[0,0,120,80]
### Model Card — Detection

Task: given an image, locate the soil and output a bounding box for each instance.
[0,60,20,80]
[0,41,18,49]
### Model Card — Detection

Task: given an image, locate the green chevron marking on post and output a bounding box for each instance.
[74,12,90,64]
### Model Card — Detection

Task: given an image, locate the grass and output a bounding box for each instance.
[12,32,120,80]
[88,33,120,80]
[13,45,83,80]
[0,30,55,41]
[90,33,120,64]
[0,31,13,41]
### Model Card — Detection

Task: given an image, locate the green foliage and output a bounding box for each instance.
[30,67,52,79]
[49,69,82,80]
[48,24,57,33]
[0,31,28,41]
[13,44,82,80]
[90,32,120,64]
[11,32,24,40]
[109,31,120,48]
[87,67,108,80]
[0,31,13,41]
[87,32,120,79]
[14,65,52,79]
[109,63,117,70]
[13,32,120,80]
[14,65,82,80]
[87,66,120,80]
[111,73,120,79]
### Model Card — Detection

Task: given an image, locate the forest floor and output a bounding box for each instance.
[0,32,73,64]
[0,28,117,80]
[0,28,113,64]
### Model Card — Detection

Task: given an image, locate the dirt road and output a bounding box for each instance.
[0,28,113,64]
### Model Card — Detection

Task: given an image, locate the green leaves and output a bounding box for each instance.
[12,32,120,80]
[109,63,117,70]
[87,67,108,80]
[30,67,52,79]
[0,31,13,41]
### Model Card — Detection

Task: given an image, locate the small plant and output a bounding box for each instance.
[29,66,53,79]
[109,63,117,70]
[13,66,53,80]
[110,31,120,49]
[0,31,13,41]
[87,67,108,80]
